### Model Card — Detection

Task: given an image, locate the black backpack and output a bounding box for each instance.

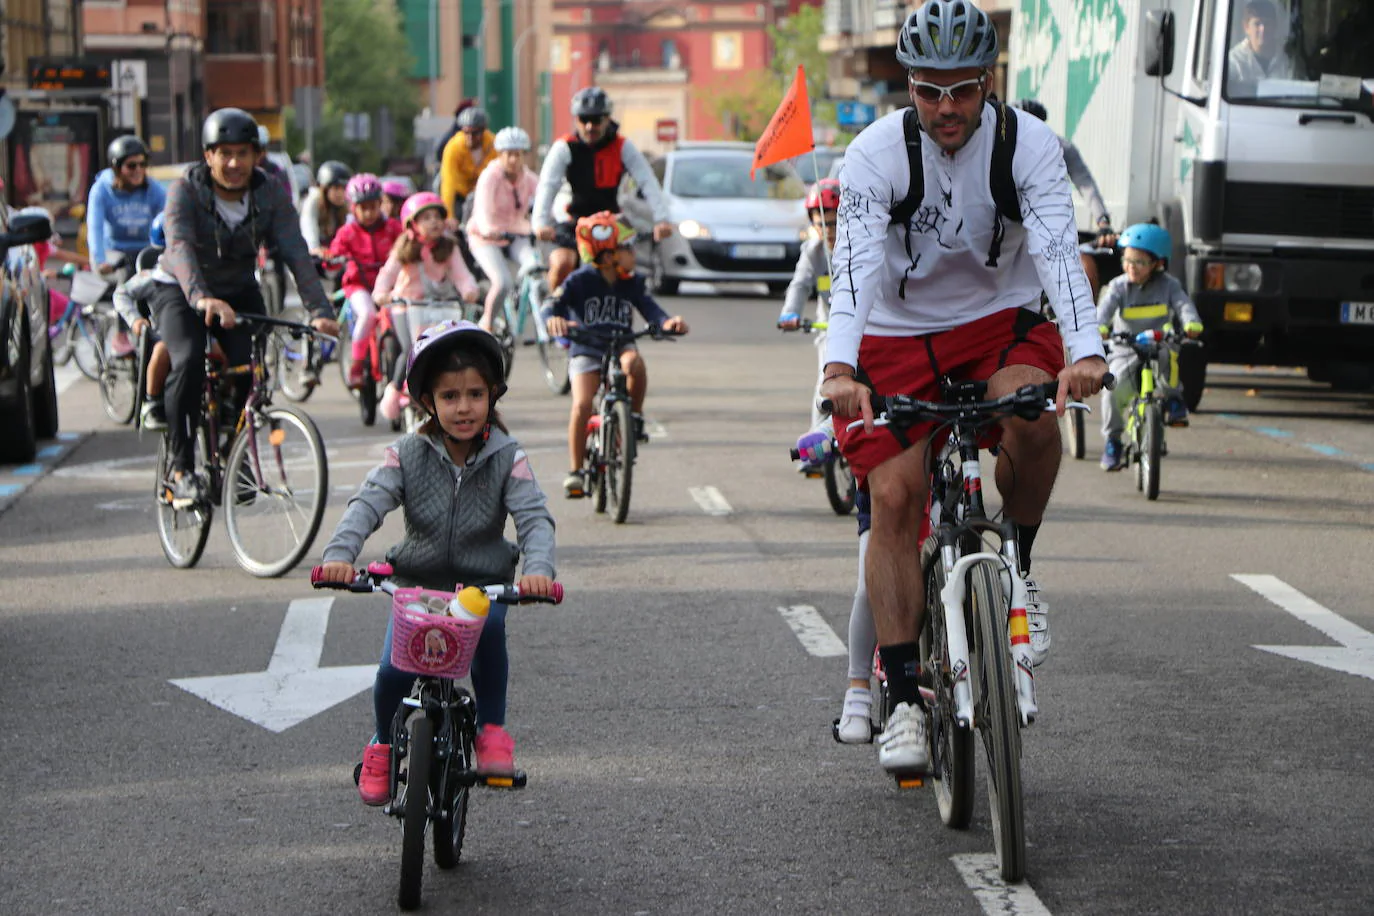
[889,101,1022,298]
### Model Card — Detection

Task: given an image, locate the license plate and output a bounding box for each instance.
[1340,301,1374,324]
[731,243,785,260]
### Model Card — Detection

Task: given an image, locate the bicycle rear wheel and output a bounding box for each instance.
[273,306,317,403]
[492,308,516,380]
[921,544,975,829]
[607,399,635,524]
[1143,402,1163,501]
[399,714,433,911]
[587,421,607,513]
[99,338,138,424]
[155,429,214,569]
[72,313,106,381]
[223,404,328,577]
[433,715,474,869]
[971,559,1025,882]
[824,449,856,515]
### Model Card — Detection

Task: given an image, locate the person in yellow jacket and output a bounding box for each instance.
[439,107,497,229]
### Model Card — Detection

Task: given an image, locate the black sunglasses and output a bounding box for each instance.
[578,115,605,126]
[122,160,149,170]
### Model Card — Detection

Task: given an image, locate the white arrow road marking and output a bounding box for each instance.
[951,854,1053,915]
[1233,574,1374,682]
[170,598,375,733]
[778,605,847,657]
[689,486,732,516]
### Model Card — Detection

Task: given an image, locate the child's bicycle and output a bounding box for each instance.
[1110,329,1200,501]
[492,235,570,393]
[843,376,1105,883]
[565,324,679,523]
[155,313,334,577]
[309,562,564,912]
[783,319,855,515]
[52,266,118,380]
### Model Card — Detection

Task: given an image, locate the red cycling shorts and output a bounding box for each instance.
[835,307,1065,489]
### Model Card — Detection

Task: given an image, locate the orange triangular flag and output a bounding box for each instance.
[752,66,814,179]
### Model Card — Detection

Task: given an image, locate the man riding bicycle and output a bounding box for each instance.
[157,108,338,505]
[532,87,673,295]
[820,0,1109,775]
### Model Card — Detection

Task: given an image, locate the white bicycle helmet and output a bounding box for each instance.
[493,126,531,152]
[896,0,1000,70]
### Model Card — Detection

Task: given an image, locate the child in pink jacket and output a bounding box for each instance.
[467,126,539,331]
[329,174,404,386]
[373,192,479,420]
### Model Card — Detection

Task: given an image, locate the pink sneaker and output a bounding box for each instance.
[475,725,515,776]
[347,359,366,388]
[358,743,391,806]
[379,383,404,421]
[110,330,135,358]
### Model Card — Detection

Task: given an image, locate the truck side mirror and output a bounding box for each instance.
[1144,10,1175,78]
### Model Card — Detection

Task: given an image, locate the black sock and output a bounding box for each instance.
[879,642,923,710]
[1016,522,1040,575]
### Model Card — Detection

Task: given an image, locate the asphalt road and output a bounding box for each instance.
[2,291,1372,915]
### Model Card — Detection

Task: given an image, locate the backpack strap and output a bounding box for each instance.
[889,108,924,300]
[985,101,1021,268]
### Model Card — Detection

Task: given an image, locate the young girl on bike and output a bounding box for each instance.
[373,192,480,421]
[466,126,539,333]
[542,211,689,498]
[317,320,557,804]
[328,173,403,387]
[777,178,840,473]
[381,179,411,222]
[1096,223,1203,470]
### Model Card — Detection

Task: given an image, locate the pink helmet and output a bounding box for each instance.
[381,179,411,199]
[400,191,446,228]
[345,173,382,204]
[406,319,508,400]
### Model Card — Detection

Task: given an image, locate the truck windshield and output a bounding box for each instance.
[1222,0,1374,116]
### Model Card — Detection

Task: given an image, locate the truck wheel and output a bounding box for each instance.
[1178,344,1206,412]
[1326,361,1374,392]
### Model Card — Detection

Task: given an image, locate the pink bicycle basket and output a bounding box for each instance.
[389,586,486,678]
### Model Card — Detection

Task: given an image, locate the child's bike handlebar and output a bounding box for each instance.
[309,562,564,606]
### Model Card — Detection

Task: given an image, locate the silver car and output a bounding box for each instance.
[645,143,808,296]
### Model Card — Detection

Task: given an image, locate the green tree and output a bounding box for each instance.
[286,0,420,171]
[705,5,838,143]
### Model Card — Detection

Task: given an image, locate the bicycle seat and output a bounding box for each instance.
[940,378,987,403]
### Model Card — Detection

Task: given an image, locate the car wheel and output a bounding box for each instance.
[34,332,60,439]
[766,282,790,298]
[0,339,38,464]
[651,248,680,296]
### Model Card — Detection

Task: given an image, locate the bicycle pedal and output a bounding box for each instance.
[895,776,925,790]
[479,770,527,790]
[352,762,363,786]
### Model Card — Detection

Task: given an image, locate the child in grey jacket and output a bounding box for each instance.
[1096,223,1203,471]
[317,321,556,804]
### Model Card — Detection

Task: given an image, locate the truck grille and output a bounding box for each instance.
[1224,182,1374,240]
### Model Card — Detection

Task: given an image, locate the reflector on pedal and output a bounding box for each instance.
[897,778,924,789]
[484,776,514,788]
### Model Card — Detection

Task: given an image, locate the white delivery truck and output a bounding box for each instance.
[1010,0,1374,402]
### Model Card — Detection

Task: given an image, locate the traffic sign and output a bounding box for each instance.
[835,101,877,129]
[656,119,679,143]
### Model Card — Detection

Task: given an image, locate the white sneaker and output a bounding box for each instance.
[834,687,873,744]
[1024,576,1050,666]
[876,702,929,774]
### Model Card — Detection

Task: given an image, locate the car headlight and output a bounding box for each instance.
[678,219,710,240]
[1223,263,1262,292]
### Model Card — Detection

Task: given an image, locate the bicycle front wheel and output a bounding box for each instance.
[433,716,473,869]
[155,430,214,569]
[971,559,1026,882]
[607,399,635,524]
[538,337,571,395]
[824,449,856,515]
[223,404,329,577]
[1143,402,1163,501]
[273,306,317,403]
[99,340,138,424]
[399,714,433,911]
[921,545,975,829]
[72,314,105,381]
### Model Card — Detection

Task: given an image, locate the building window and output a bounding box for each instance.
[206,2,265,55]
[712,32,743,70]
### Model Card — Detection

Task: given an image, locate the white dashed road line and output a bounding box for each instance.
[951,854,1053,915]
[777,605,847,658]
[688,485,732,516]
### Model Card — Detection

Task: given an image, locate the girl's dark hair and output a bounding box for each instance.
[392,229,457,266]
[417,345,508,437]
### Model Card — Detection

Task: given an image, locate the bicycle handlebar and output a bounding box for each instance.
[391,296,466,307]
[825,376,1114,431]
[235,312,337,342]
[309,562,564,606]
[563,325,683,346]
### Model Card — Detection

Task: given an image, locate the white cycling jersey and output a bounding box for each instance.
[825,105,1105,371]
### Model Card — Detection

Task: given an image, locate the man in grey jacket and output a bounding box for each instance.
[156,107,337,506]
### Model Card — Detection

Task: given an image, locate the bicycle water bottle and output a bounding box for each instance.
[448,586,491,622]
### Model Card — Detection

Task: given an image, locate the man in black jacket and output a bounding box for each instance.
[157,107,337,506]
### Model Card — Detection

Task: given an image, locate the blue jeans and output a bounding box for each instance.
[372,602,509,743]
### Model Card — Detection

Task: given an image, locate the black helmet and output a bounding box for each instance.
[108,135,148,168]
[570,87,612,119]
[1015,98,1048,121]
[202,108,261,150]
[316,160,353,188]
[456,107,488,131]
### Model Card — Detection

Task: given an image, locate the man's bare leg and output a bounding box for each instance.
[987,364,1061,528]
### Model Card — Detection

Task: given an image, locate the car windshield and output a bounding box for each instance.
[669,154,806,200]
[792,150,843,183]
[1222,0,1374,116]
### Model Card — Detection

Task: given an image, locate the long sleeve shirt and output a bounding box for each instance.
[825,105,1104,370]
[373,243,479,303]
[542,264,671,360]
[85,169,167,266]
[532,134,669,229]
[1096,271,1201,358]
[440,130,498,218]
[112,257,178,328]
[1060,138,1110,229]
[781,236,832,322]
[330,217,404,297]
[466,165,538,243]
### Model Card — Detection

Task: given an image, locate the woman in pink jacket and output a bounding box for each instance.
[373,192,479,420]
[466,126,540,331]
[329,174,404,386]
